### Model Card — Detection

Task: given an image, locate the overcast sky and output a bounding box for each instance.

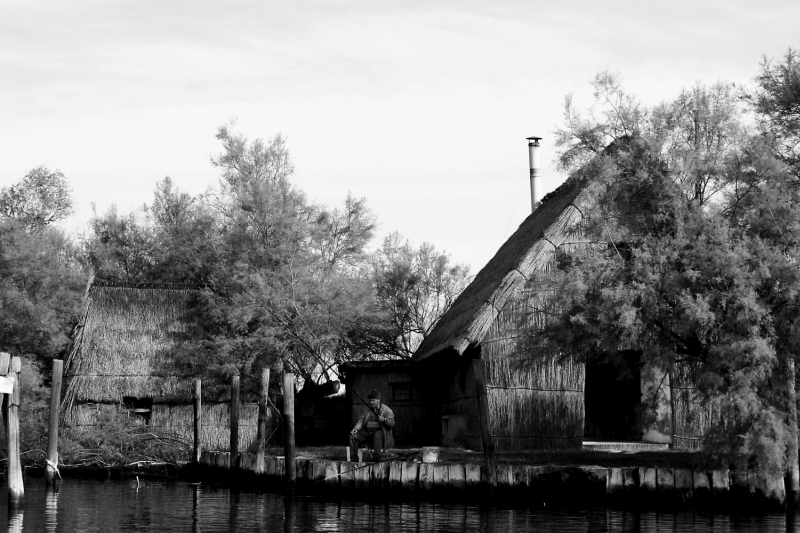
[2,0,798,272]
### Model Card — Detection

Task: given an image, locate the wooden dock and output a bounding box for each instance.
[195,450,787,509]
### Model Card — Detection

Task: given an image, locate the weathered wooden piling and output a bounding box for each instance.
[3,355,24,507]
[46,359,63,486]
[230,375,240,469]
[256,368,270,472]
[283,372,296,492]
[324,461,340,488]
[193,379,202,463]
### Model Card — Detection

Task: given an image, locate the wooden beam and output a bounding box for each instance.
[283,372,296,492]
[46,359,63,486]
[230,375,240,469]
[5,356,23,507]
[256,368,271,471]
[472,358,497,493]
[193,379,202,463]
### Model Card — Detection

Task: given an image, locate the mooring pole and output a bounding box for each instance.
[5,356,24,507]
[256,368,271,472]
[230,375,240,470]
[46,359,63,486]
[283,372,296,493]
[472,358,497,493]
[193,379,202,463]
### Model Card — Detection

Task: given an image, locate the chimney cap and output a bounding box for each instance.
[527,136,542,144]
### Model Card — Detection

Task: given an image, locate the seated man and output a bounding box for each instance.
[349,390,395,460]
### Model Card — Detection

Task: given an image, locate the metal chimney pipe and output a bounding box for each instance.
[527,136,542,212]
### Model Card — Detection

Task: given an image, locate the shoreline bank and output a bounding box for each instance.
[186,450,788,511]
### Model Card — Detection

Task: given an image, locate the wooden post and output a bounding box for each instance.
[4,356,24,507]
[785,359,800,506]
[193,379,202,463]
[472,358,497,493]
[230,375,240,469]
[256,368,271,469]
[46,359,63,486]
[283,372,296,492]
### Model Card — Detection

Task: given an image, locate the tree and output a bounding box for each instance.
[0,166,73,231]
[172,126,380,392]
[0,219,85,365]
[520,70,800,488]
[750,48,800,178]
[367,233,471,359]
[84,205,157,282]
[0,168,84,365]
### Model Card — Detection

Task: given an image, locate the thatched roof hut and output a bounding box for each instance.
[63,279,259,451]
[411,167,712,450]
[410,176,591,450]
[414,176,588,363]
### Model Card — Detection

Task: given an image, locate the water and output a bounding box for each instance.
[0,478,798,532]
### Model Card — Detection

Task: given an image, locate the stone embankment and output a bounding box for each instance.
[195,451,786,510]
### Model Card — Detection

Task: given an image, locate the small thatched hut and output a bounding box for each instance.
[411,177,590,450]
[63,280,261,451]
[409,173,713,451]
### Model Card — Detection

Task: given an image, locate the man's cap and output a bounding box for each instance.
[368,390,381,400]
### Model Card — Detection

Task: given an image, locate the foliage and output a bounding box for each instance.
[0,220,85,364]
[364,233,471,358]
[85,205,156,282]
[0,166,73,231]
[749,48,800,178]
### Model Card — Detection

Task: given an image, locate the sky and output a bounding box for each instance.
[2,0,798,273]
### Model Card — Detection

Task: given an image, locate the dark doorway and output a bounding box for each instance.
[583,351,641,441]
[123,396,153,425]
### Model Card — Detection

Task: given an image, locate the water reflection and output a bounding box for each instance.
[0,479,799,532]
[284,495,296,533]
[45,488,58,533]
[7,509,22,533]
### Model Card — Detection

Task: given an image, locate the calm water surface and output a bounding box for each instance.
[0,478,798,532]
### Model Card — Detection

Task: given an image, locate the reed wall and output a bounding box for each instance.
[482,292,585,451]
[68,401,263,451]
[671,363,719,449]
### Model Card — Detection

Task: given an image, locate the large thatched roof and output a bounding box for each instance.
[63,280,218,407]
[413,176,591,362]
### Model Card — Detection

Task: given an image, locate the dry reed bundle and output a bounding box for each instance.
[487,386,584,450]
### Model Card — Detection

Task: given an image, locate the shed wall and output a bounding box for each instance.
[347,370,424,445]
[482,294,585,450]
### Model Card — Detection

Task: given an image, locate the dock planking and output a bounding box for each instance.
[197,451,788,509]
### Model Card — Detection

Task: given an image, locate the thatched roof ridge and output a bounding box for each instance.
[413,175,591,362]
[92,279,203,291]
